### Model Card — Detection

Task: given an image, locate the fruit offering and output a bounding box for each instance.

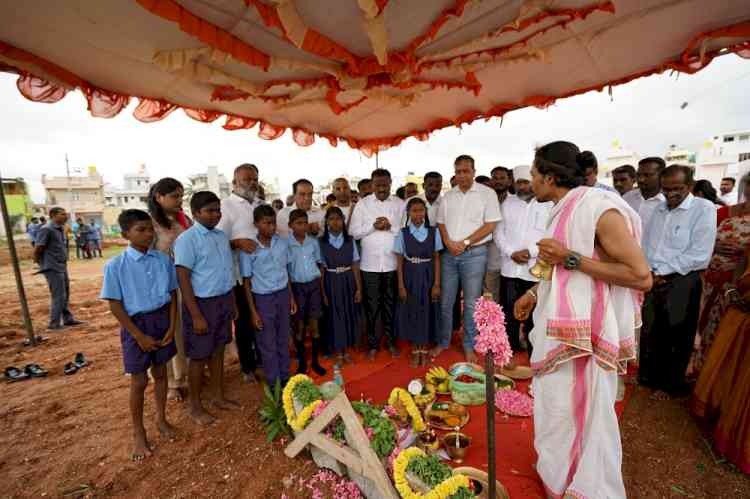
[426,366,452,394]
[424,401,470,430]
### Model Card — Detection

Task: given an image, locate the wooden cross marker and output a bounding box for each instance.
[284,392,398,499]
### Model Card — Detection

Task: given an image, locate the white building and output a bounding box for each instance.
[603,141,639,180]
[104,164,151,210]
[188,166,230,199]
[664,145,696,166]
[696,130,750,186]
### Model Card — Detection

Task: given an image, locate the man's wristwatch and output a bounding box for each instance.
[563,251,582,271]
[463,239,471,248]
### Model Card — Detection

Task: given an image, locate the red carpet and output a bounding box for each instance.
[307,341,632,499]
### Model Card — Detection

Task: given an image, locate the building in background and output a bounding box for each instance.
[187,166,230,199]
[260,177,281,203]
[0,177,33,237]
[103,164,151,230]
[664,144,696,166]
[696,130,750,186]
[604,141,639,179]
[42,166,104,227]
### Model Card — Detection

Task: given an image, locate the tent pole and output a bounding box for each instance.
[0,172,35,346]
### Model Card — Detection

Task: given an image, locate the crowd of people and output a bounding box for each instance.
[29,141,750,492]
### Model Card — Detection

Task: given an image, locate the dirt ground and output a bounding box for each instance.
[0,244,748,498]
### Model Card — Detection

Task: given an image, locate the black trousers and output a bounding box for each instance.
[361,271,397,350]
[500,277,535,353]
[233,284,260,374]
[638,271,702,395]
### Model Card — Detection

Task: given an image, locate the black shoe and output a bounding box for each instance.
[295,339,308,375]
[4,366,31,383]
[310,339,327,376]
[63,362,78,375]
[63,320,86,327]
[24,364,48,378]
[47,324,64,331]
[73,352,89,369]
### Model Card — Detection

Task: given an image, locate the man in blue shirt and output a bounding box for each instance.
[174,191,239,426]
[88,219,103,258]
[33,208,85,330]
[26,217,40,246]
[639,164,717,400]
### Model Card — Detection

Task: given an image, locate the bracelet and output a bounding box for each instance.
[527,289,537,301]
[725,288,739,298]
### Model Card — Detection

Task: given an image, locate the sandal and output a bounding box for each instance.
[24,364,48,378]
[343,352,354,364]
[4,366,30,383]
[410,350,420,368]
[73,353,89,369]
[63,362,79,376]
[22,336,48,347]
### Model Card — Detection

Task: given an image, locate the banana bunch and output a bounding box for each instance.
[426,366,451,393]
[414,383,436,408]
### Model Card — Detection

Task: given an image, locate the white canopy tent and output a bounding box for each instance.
[0,0,748,157]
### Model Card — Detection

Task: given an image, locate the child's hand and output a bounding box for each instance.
[137,334,159,352]
[290,299,298,315]
[430,285,441,302]
[354,289,362,304]
[193,314,209,335]
[160,326,176,347]
[398,286,408,304]
[251,311,263,331]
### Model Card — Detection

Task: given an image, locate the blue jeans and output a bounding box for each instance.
[439,245,488,350]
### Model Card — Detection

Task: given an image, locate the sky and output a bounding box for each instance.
[1,54,749,203]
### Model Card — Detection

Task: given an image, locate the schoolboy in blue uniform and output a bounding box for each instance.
[241,204,297,387]
[174,191,239,426]
[287,209,326,376]
[100,209,178,461]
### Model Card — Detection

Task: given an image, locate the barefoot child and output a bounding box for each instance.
[241,205,298,387]
[287,209,327,376]
[100,209,179,460]
[319,207,363,367]
[174,191,239,425]
[394,198,442,367]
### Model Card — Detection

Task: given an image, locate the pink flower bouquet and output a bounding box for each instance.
[473,296,513,367]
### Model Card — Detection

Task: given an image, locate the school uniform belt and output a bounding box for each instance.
[405,256,432,264]
[327,266,352,273]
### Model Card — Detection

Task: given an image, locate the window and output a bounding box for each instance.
[740,135,750,142]
[723,135,735,142]
[739,152,750,162]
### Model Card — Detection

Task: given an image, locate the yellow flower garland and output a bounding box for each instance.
[282,374,323,432]
[388,388,426,432]
[393,447,472,499]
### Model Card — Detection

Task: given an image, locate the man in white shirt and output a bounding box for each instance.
[277,179,325,238]
[483,166,513,302]
[639,165,717,400]
[720,177,738,205]
[349,168,405,359]
[494,165,552,353]
[435,155,502,361]
[623,157,667,230]
[331,177,354,224]
[216,163,264,383]
[402,171,443,226]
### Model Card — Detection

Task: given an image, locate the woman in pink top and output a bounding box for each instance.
[148,178,192,401]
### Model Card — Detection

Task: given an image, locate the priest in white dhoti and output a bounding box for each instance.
[514,141,652,498]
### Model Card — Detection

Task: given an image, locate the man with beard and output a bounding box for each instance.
[216,163,264,383]
[277,179,325,238]
[514,166,534,202]
[483,166,512,302]
[639,164,716,400]
[403,171,443,225]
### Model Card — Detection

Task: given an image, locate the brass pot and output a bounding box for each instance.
[443,432,471,463]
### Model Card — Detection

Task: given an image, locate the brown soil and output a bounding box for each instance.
[0,247,748,498]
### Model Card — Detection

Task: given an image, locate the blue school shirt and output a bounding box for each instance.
[327,232,360,262]
[174,222,234,298]
[287,235,322,284]
[392,223,444,254]
[239,235,289,294]
[100,246,178,316]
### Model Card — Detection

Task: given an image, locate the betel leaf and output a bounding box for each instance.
[293,380,323,407]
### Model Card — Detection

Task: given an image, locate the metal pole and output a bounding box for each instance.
[65,153,75,221]
[485,352,497,499]
[0,173,35,345]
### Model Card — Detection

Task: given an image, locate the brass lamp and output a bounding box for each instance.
[529,258,553,280]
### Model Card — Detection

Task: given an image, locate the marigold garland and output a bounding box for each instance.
[282,374,324,432]
[388,388,426,432]
[393,447,472,499]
